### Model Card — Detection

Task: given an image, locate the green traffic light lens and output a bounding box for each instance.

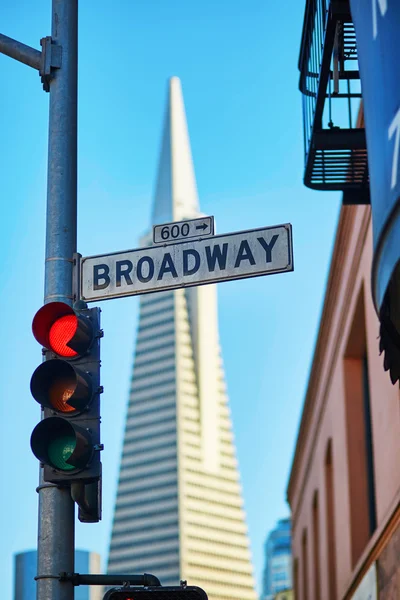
[48,435,77,470]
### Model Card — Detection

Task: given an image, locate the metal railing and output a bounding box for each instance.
[298,0,369,199]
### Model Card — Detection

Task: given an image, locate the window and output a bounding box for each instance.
[312,491,321,600]
[343,288,377,566]
[302,530,308,600]
[294,557,299,600]
[362,354,377,535]
[325,440,337,600]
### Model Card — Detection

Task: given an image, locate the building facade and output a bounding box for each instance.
[14,550,101,600]
[287,204,400,600]
[107,77,257,600]
[262,518,292,600]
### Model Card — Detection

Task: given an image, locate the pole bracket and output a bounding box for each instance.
[70,480,102,523]
[39,36,62,92]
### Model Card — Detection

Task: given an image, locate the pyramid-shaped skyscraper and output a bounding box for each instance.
[108,77,257,600]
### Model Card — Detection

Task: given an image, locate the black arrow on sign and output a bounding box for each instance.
[196,223,208,231]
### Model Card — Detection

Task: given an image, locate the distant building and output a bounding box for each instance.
[107,77,257,600]
[262,518,292,600]
[14,549,102,600]
[273,591,293,600]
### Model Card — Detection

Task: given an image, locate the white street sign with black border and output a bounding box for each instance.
[153,216,214,244]
[80,223,293,302]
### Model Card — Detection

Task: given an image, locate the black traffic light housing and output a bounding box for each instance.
[30,301,102,485]
[103,587,208,600]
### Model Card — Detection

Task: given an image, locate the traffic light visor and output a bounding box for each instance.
[102,587,209,600]
[32,302,93,357]
[31,417,93,471]
[31,359,93,413]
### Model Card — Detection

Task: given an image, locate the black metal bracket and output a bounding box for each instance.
[70,478,102,523]
[342,188,370,205]
[59,573,162,587]
[39,36,62,92]
[72,252,82,304]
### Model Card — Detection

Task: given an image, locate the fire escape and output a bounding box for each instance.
[299,0,369,204]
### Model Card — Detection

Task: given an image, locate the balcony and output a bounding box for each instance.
[299,0,369,203]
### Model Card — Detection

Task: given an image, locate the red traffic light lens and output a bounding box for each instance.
[32,302,93,357]
[49,314,78,357]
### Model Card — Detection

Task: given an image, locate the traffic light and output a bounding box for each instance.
[102,586,208,600]
[30,301,102,485]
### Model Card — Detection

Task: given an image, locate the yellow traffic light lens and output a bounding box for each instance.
[49,315,78,357]
[48,435,76,470]
[31,360,93,414]
[49,378,76,412]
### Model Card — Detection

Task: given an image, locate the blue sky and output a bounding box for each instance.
[0,1,341,598]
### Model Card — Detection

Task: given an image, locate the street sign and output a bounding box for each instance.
[153,216,214,244]
[81,224,293,302]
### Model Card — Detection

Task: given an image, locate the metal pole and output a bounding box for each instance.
[0,33,41,70]
[36,1,78,599]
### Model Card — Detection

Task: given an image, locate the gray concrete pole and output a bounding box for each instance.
[36,1,78,599]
